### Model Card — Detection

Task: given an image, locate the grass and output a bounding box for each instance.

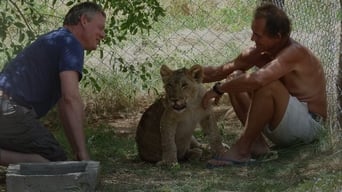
[42,115,342,192]
[30,103,341,192]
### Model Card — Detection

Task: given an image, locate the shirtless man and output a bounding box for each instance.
[202,4,327,166]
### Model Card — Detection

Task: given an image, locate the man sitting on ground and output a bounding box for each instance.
[202,3,327,166]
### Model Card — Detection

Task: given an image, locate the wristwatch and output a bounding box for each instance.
[212,82,224,95]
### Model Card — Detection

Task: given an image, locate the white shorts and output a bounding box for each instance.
[263,96,323,147]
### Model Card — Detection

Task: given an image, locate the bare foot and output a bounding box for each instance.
[208,145,251,166]
[251,136,270,157]
[251,143,269,157]
[207,147,256,168]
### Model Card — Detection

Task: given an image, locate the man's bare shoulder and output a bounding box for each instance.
[279,39,311,59]
[277,42,320,72]
[237,46,272,68]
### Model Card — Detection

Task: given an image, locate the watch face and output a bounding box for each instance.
[213,82,223,95]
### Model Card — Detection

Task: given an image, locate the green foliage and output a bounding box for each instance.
[219,5,254,32]
[0,0,41,63]
[118,58,163,96]
[63,0,165,46]
[82,67,103,93]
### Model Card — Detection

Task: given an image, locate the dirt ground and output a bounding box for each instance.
[0,98,238,191]
[1,104,341,191]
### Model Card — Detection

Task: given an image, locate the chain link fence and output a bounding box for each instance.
[1,1,340,131]
[284,1,340,133]
[86,0,340,131]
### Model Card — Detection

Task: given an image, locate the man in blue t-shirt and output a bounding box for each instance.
[0,2,106,165]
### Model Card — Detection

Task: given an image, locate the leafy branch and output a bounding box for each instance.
[8,0,36,34]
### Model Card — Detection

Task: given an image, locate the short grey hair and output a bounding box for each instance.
[63,2,106,26]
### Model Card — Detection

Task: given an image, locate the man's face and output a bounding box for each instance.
[81,13,106,51]
[250,18,279,52]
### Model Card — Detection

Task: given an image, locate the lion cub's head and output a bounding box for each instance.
[160,64,203,112]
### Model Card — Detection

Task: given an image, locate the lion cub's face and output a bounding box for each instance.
[160,64,203,113]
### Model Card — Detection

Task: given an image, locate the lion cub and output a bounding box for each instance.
[135,64,225,165]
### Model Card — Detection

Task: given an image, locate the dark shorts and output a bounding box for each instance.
[0,97,67,161]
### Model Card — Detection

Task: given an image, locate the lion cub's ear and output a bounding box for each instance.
[160,64,173,83]
[189,64,203,83]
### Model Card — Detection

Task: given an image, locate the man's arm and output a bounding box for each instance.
[217,44,302,93]
[202,62,234,83]
[58,70,89,161]
[202,48,257,83]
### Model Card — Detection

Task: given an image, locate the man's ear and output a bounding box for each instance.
[79,14,89,26]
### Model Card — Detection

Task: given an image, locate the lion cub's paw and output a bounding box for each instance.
[187,147,203,161]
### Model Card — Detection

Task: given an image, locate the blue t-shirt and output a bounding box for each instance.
[0,27,84,118]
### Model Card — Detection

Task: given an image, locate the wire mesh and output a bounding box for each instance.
[87,0,340,130]
[0,0,340,131]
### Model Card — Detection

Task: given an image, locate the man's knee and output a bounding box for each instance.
[254,80,287,97]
